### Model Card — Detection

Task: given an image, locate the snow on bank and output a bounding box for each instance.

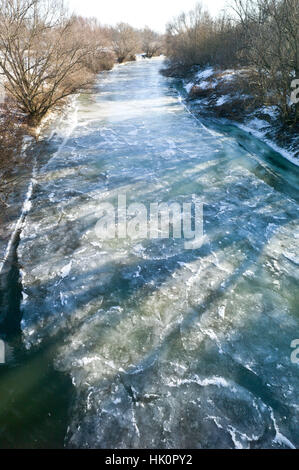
[196,67,214,80]
[183,67,299,167]
[237,120,299,167]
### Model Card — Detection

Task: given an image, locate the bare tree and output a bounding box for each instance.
[140,27,163,58]
[165,0,298,124]
[72,16,115,74]
[165,3,215,66]
[0,0,99,125]
[233,0,299,123]
[110,23,140,63]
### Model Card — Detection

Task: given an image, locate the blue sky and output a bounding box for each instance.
[67,0,229,32]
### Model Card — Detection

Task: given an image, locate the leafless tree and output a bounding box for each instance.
[0,0,100,125]
[140,27,163,58]
[72,16,115,74]
[110,23,140,63]
[232,0,299,123]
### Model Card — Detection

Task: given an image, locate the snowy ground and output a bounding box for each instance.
[182,67,299,167]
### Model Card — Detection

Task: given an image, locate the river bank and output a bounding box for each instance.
[0,97,72,272]
[161,63,299,167]
[0,55,155,272]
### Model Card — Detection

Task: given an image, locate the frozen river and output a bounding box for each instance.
[0,58,298,448]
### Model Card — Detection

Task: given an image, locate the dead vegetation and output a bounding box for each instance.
[184,67,298,159]
[0,0,164,222]
[0,0,114,126]
[109,23,140,64]
[0,1,164,124]
[140,27,164,58]
[164,0,299,127]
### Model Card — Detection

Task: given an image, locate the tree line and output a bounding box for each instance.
[0,0,163,206]
[165,0,299,125]
[0,0,163,127]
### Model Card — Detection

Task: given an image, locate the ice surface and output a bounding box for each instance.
[17,59,299,449]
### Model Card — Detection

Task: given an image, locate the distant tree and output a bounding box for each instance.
[72,16,115,73]
[140,27,163,58]
[165,3,215,66]
[165,0,298,124]
[110,23,140,63]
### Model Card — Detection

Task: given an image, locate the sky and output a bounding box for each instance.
[67,0,229,33]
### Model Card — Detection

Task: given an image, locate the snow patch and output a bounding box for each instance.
[237,122,299,167]
[196,67,214,80]
[216,96,230,106]
[184,82,194,93]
